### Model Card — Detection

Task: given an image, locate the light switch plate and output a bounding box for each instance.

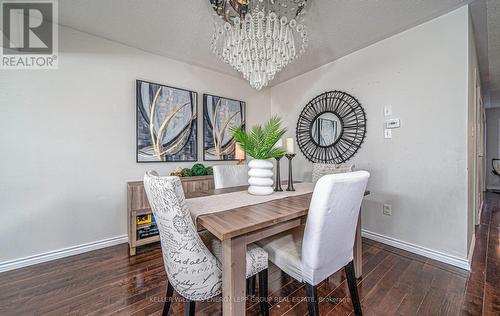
[384,106,392,116]
[385,118,401,129]
[384,129,392,139]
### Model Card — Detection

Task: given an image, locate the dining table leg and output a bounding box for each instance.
[222,235,247,316]
[353,210,362,278]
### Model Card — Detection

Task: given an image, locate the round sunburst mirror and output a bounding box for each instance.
[296,91,367,164]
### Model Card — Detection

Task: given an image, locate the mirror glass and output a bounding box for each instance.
[311,112,342,146]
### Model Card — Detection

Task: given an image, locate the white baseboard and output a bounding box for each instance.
[1,231,473,273]
[468,233,476,265]
[362,230,470,271]
[0,235,128,273]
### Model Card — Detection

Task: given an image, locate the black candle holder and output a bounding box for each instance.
[274,156,283,192]
[285,154,296,191]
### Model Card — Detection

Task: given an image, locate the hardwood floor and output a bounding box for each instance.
[1,193,499,315]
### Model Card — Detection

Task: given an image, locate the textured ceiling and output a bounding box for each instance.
[58,0,472,87]
[487,0,500,105]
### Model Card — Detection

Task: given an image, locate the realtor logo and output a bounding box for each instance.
[1,0,58,69]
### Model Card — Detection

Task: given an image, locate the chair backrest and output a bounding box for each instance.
[301,171,370,285]
[311,163,355,183]
[492,159,500,176]
[212,164,249,189]
[143,171,222,301]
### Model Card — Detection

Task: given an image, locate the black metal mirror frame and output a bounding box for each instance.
[296,91,367,164]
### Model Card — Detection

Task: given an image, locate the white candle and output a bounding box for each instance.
[275,138,283,148]
[286,138,294,154]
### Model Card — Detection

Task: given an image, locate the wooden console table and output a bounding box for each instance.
[127,175,215,256]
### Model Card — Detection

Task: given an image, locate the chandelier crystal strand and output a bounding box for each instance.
[210,0,309,90]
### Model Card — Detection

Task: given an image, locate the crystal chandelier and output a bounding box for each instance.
[209,0,309,90]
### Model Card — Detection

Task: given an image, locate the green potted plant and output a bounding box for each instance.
[191,163,208,176]
[231,116,287,195]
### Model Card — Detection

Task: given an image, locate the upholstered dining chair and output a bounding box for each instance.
[257,171,370,316]
[143,171,269,316]
[212,164,261,295]
[213,164,249,189]
[311,163,355,183]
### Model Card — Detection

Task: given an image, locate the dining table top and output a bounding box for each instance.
[185,184,370,241]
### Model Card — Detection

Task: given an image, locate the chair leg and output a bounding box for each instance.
[247,275,256,296]
[162,282,174,316]
[345,260,363,316]
[258,269,269,316]
[305,283,319,316]
[184,299,195,316]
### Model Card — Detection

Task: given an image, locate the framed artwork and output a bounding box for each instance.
[203,94,246,161]
[136,80,197,162]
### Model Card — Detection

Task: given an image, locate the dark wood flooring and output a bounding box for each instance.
[1,193,499,315]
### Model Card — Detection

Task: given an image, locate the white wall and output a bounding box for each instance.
[0,25,271,264]
[466,11,482,252]
[0,6,474,270]
[486,107,500,189]
[270,7,470,261]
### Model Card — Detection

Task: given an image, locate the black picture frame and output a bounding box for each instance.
[203,94,246,161]
[136,79,198,163]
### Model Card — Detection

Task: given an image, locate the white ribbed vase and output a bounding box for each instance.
[247,159,274,196]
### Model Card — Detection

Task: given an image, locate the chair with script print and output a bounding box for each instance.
[143,171,269,316]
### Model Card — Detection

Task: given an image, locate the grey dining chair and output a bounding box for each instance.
[213,164,249,189]
[212,164,261,295]
[311,162,355,183]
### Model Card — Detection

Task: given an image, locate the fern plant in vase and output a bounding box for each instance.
[231,116,287,195]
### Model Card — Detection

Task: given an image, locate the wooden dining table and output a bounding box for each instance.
[185,184,370,316]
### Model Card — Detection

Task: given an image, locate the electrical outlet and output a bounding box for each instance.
[383,204,392,216]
